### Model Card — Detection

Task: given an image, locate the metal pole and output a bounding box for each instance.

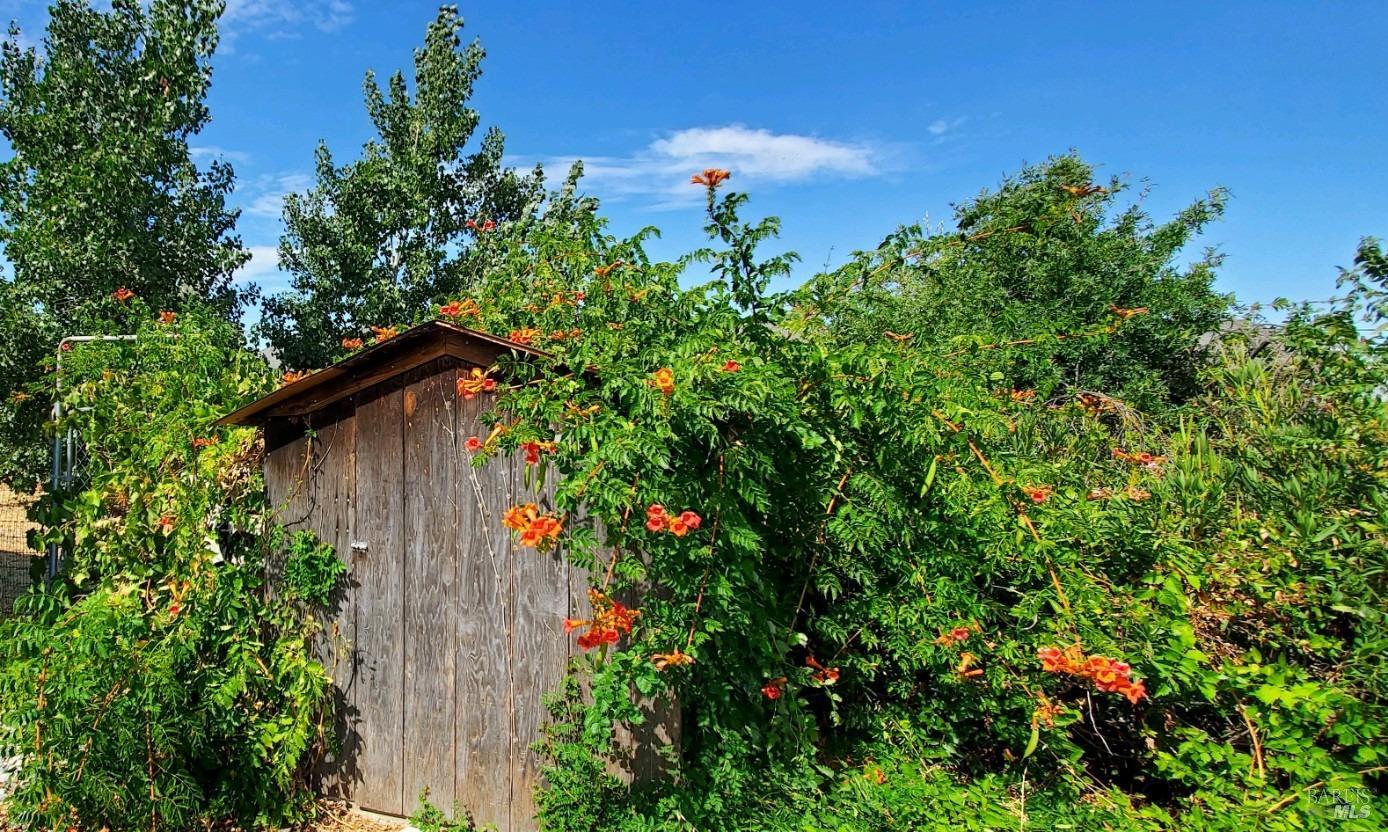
[47,401,60,582]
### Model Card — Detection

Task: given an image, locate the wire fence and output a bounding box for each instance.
[0,485,38,614]
[0,334,106,615]
[2,332,105,614]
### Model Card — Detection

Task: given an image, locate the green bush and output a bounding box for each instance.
[409,177,1385,830]
[0,305,340,831]
[2,159,1383,832]
[809,154,1230,410]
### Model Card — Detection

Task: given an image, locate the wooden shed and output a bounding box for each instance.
[218,321,606,830]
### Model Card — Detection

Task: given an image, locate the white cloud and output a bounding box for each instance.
[191,145,251,164]
[234,245,282,286]
[539,124,884,209]
[651,126,876,180]
[238,172,313,219]
[221,0,354,46]
[927,117,968,143]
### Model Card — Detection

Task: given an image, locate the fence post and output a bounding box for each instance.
[47,400,61,582]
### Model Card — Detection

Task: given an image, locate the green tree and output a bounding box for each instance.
[806,154,1230,409]
[0,0,248,489]
[258,5,543,370]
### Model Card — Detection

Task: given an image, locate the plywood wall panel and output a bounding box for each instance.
[264,424,311,532]
[309,411,359,799]
[258,363,674,823]
[510,458,567,832]
[403,369,459,811]
[352,386,406,816]
[456,392,513,832]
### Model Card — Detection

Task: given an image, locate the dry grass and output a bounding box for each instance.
[305,802,412,832]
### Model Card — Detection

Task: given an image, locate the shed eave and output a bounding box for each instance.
[216,320,548,427]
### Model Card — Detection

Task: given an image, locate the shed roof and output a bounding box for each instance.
[217,320,546,426]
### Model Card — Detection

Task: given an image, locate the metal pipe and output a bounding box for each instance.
[47,402,60,583]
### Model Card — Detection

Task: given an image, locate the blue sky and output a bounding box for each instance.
[6,1,1386,307]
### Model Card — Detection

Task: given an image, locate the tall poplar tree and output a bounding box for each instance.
[0,0,248,487]
[258,5,544,370]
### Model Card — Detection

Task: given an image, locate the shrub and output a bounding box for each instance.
[807,154,1231,410]
[406,178,1386,830]
[0,305,339,831]
[3,163,1382,832]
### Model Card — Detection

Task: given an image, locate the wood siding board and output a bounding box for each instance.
[219,322,548,428]
[352,385,407,815]
[437,323,548,362]
[403,367,460,812]
[441,337,531,369]
[254,353,682,819]
[265,429,312,532]
[456,390,513,832]
[309,410,359,798]
[562,503,682,786]
[510,456,567,831]
[263,426,314,614]
[602,542,681,785]
[625,688,681,784]
[625,545,681,783]
[221,370,348,427]
[566,508,595,662]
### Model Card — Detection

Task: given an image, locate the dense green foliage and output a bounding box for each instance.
[257,5,544,370]
[0,307,339,831]
[0,0,250,488]
[386,172,1384,831]
[0,5,1381,829]
[0,144,1382,829]
[814,156,1230,410]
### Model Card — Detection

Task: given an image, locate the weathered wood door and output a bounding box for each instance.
[266,359,582,830]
